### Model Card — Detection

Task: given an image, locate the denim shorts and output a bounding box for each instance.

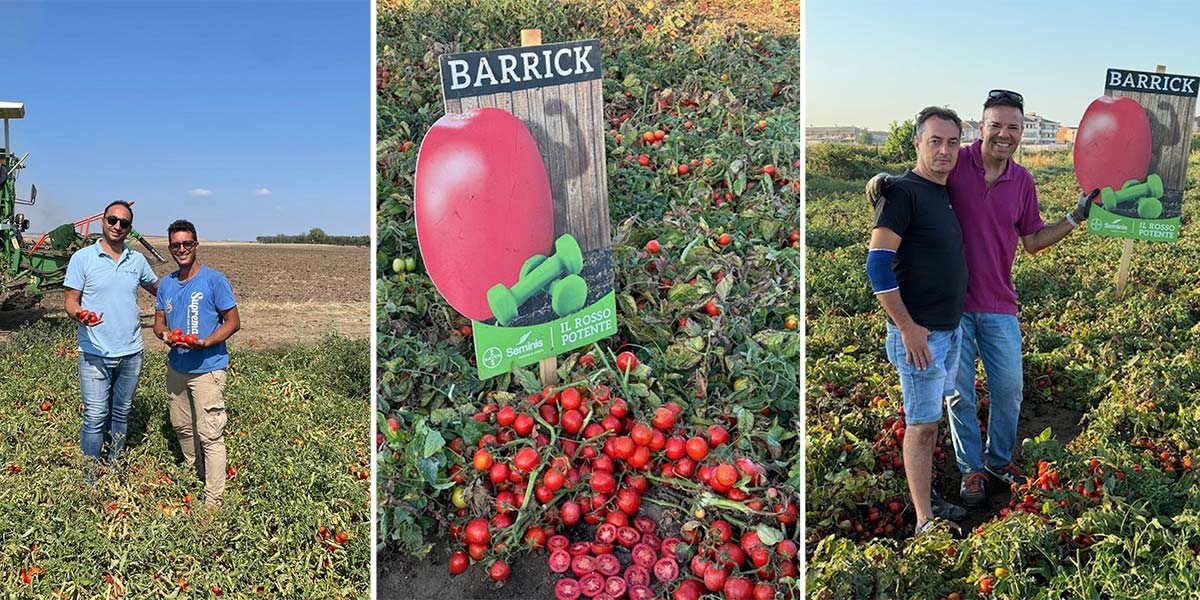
[885,323,960,425]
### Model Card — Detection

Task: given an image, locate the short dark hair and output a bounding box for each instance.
[913,106,963,140]
[983,89,1024,115]
[168,219,197,240]
[105,200,133,220]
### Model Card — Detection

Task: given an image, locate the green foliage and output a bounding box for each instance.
[882,118,916,163]
[0,321,370,597]
[256,229,369,246]
[805,143,887,181]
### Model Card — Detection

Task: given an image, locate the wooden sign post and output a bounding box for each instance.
[428,32,618,382]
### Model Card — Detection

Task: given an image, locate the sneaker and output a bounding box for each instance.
[986,462,1028,487]
[930,488,966,521]
[960,472,989,507]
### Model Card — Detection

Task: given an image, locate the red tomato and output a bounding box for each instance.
[665,436,686,460]
[661,537,681,558]
[673,579,706,600]
[644,239,661,254]
[467,542,487,561]
[629,423,653,447]
[608,398,628,418]
[596,553,621,576]
[513,447,539,473]
[513,414,535,436]
[615,351,640,372]
[628,446,651,469]
[631,543,657,567]
[1074,96,1152,194]
[653,557,679,582]
[544,468,566,491]
[627,474,649,494]
[535,485,554,504]
[490,513,513,531]
[605,510,629,528]
[776,539,798,559]
[472,449,493,471]
[524,526,547,549]
[707,425,730,447]
[448,550,469,575]
[685,437,709,461]
[610,436,635,459]
[604,575,626,598]
[753,583,776,600]
[675,457,696,478]
[590,541,614,555]
[617,526,642,548]
[555,578,582,600]
[560,387,582,410]
[591,471,615,495]
[495,406,516,427]
[601,416,622,433]
[596,523,618,544]
[735,457,765,485]
[561,409,584,434]
[561,501,582,526]
[703,566,728,592]
[714,464,739,489]
[704,298,720,316]
[548,535,570,552]
[488,462,510,484]
[624,565,651,588]
[651,407,675,431]
[464,518,490,545]
[592,455,615,473]
[571,554,597,577]
[591,385,611,403]
[539,403,559,426]
[568,541,592,556]
[627,585,654,600]
[648,429,666,451]
[634,516,656,534]
[488,560,510,581]
[750,546,770,568]
[495,491,515,514]
[414,108,553,321]
[579,573,605,597]
[723,577,754,600]
[710,520,733,543]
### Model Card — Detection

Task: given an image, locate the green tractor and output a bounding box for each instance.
[1,102,164,308]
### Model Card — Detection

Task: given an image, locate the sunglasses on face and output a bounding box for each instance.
[168,240,197,251]
[987,89,1024,109]
[105,215,131,229]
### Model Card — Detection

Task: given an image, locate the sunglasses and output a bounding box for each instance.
[168,240,197,251]
[987,89,1024,109]
[105,215,131,229]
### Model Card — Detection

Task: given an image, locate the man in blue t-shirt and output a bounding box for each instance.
[64,200,159,477]
[153,219,240,506]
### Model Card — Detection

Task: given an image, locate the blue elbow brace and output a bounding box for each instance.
[866,249,898,294]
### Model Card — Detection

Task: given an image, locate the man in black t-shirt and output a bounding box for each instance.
[866,106,968,536]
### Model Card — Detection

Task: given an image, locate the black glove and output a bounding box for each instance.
[866,172,898,208]
[1071,189,1099,224]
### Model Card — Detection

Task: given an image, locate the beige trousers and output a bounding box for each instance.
[167,367,228,506]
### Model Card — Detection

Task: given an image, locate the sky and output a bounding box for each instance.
[4,1,369,241]
[806,0,1200,131]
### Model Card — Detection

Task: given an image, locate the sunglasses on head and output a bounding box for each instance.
[987,89,1024,109]
[105,215,131,229]
[168,240,197,251]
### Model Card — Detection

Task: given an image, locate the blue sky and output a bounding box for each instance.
[4,1,369,241]
[807,0,1200,131]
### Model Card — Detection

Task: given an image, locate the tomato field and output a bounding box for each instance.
[375,1,800,598]
[806,143,1200,598]
[0,322,370,598]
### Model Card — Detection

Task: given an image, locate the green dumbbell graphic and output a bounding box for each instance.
[1137,196,1163,219]
[520,254,590,317]
[1100,173,1162,210]
[488,234,587,326]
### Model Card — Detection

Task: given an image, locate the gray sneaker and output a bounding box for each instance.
[930,488,966,520]
[960,472,989,508]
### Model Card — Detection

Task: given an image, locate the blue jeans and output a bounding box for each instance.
[885,323,960,425]
[79,350,144,462]
[947,312,1022,475]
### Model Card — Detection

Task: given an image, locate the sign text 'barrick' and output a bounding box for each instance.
[439,39,601,100]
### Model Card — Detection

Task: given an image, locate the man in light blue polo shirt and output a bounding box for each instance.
[64,200,158,476]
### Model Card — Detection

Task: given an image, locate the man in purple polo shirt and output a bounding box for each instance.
[868,90,1095,508]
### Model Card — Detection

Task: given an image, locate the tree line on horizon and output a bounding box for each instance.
[255,227,368,247]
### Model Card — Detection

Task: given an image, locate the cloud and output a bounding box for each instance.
[188,188,213,197]
[254,187,272,196]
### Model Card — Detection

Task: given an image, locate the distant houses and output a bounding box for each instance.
[809,110,1071,150]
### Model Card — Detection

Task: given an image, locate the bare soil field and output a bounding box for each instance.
[0,239,370,347]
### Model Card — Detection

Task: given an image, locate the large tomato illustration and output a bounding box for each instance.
[1073,96,1151,198]
[415,107,554,322]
